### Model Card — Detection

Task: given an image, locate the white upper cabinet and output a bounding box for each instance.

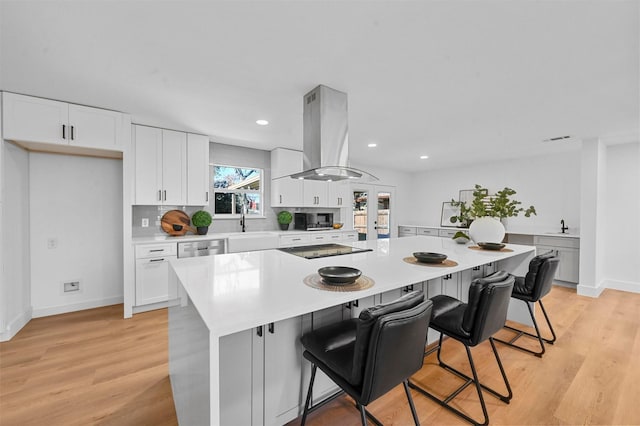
[161,129,187,205]
[133,125,187,205]
[68,104,123,149]
[186,133,210,205]
[271,148,302,178]
[3,94,67,144]
[326,182,349,208]
[2,92,123,151]
[271,177,303,207]
[303,180,327,207]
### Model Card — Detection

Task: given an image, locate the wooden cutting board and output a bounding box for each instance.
[160,210,195,236]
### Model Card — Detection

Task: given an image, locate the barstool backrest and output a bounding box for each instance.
[360,297,433,404]
[351,290,426,386]
[463,271,515,345]
[525,253,560,300]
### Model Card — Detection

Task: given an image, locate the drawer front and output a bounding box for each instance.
[398,226,417,235]
[342,231,358,242]
[279,234,311,247]
[534,236,580,249]
[309,233,329,244]
[438,229,457,238]
[135,243,177,259]
[417,228,439,236]
[327,233,344,242]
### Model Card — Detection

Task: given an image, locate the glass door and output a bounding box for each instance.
[353,190,368,240]
[376,191,391,239]
[352,185,393,240]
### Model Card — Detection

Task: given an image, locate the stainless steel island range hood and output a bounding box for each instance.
[290,85,378,182]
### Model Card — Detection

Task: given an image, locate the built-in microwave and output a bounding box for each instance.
[294,212,333,230]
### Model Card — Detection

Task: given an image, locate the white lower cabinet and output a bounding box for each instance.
[262,317,305,426]
[534,236,580,283]
[134,243,177,306]
[304,306,344,404]
[221,316,304,426]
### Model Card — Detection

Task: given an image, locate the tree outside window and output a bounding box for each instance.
[211,165,262,217]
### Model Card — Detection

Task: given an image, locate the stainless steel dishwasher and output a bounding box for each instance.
[178,238,226,258]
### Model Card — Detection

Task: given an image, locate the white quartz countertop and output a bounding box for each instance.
[170,236,535,338]
[132,228,354,245]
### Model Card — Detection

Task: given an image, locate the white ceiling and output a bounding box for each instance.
[1,1,638,172]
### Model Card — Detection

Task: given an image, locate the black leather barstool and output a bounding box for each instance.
[494,252,560,357]
[300,291,433,426]
[409,271,515,426]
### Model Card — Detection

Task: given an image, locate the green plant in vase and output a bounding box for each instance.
[277,210,293,231]
[192,210,213,235]
[451,184,536,243]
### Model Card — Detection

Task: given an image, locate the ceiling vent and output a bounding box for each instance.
[542,135,574,143]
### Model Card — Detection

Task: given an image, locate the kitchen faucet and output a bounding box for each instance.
[560,219,568,234]
[240,202,248,232]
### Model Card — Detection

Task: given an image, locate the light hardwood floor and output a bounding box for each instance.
[1,286,639,425]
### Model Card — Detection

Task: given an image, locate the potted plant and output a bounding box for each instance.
[191,210,212,235]
[277,210,293,231]
[451,184,536,243]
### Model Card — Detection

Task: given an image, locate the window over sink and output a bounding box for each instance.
[211,164,263,217]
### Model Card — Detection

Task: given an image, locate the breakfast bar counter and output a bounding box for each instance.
[168,236,536,426]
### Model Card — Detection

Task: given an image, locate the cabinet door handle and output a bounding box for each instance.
[62,124,66,139]
[149,258,165,263]
[149,249,164,253]
[158,190,162,201]
[268,323,274,334]
[472,266,481,271]
[256,326,263,337]
[163,190,167,201]
[206,192,209,202]
[70,125,75,140]
[279,195,282,203]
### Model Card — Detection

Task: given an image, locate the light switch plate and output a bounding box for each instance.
[141,218,149,227]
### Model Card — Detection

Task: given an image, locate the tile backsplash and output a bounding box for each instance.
[131,205,281,237]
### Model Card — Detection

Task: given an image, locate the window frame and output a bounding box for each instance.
[210,163,265,219]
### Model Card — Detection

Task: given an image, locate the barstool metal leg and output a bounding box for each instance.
[410,333,511,425]
[495,299,556,357]
[300,364,317,426]
[403,380,420,426]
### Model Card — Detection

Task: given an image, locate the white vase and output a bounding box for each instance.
[469,217,506,244]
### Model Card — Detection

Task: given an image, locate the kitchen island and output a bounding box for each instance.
[168,236,536,426]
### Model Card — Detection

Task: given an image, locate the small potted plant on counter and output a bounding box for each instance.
[277,210,293,231]
[191,210,212,235]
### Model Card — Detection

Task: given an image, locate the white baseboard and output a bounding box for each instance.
[577,281,605,298]
[31,296,124,318]
[603,279,640,294]
[0,307,33,342]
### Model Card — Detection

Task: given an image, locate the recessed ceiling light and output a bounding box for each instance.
[367,143,377,148]
[256,119,269,126]
[420,155,429,159]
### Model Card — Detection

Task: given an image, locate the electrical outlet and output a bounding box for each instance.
[63,281,80,292]
[141,218,149,227]
[47,238,58,249]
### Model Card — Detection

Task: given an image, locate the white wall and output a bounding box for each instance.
[0,142,31,341]
[406,151,581,233]
[603,142,640,291]
[29,153,123,317]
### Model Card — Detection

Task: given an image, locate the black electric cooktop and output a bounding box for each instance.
[278,243,373,259]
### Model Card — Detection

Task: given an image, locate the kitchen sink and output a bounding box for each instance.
[227,232,280,253]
